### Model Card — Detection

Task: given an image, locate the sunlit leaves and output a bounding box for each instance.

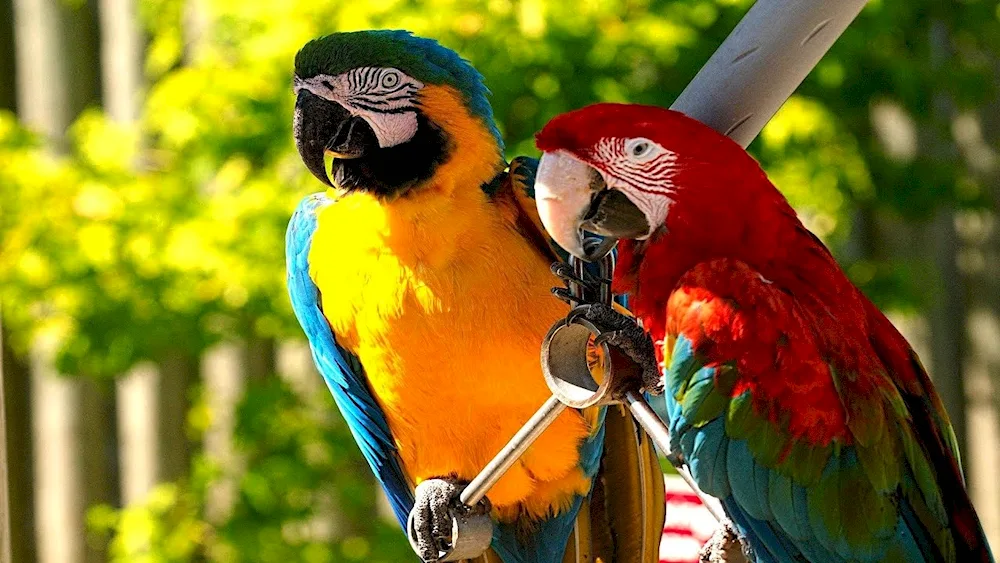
[3,0,997,556]
[756,97,873,242]
[3,0,990,378]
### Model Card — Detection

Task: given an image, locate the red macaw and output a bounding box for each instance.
[530,102,995,563]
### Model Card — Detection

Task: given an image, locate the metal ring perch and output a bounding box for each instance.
[540,305,726,521]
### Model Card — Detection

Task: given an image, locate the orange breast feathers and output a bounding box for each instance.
[307,85,596,522]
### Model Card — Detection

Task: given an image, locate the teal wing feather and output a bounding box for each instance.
[659,258,993,563]
[285,194,414,528]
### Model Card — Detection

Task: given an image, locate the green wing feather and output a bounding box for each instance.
[660,258,992,563]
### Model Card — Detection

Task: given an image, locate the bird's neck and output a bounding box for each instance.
[615,177,853,325]
[327,155,505,267]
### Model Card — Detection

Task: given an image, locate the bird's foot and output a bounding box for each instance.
[409,478,491,562]
[698,520,750,563]
[571,302,663,395]
[549,262,609,306]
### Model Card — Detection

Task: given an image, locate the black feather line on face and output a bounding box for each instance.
[346,101,415,115]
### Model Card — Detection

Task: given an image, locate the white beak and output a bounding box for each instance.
[534,150,600,260]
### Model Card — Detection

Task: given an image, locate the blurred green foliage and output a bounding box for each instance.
[3,0,999,559]
[90,377,413,562]
[7,0,1000,375]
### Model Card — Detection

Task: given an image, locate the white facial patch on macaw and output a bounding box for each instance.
[294,67,424,148]
[592,136,678,238]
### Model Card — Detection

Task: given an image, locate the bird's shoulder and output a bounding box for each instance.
[488,156,566,263]
[663,257,914,444]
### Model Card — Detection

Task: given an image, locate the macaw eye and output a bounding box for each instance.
[381,71,400,89]
[625,138,658,161]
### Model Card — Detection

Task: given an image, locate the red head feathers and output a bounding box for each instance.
[533,103,805,298]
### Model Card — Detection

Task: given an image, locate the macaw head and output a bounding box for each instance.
[293,30,503,199]
[532,103,765,261]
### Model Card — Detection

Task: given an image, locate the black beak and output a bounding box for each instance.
[293,89,379,187]
[582,188,651,240]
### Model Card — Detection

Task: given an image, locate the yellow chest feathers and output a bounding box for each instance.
[307,188,592,517]
[309,187,566,372]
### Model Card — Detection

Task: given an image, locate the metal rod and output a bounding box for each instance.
[623,390,726,522]
[460,395,567,507]
[671,0,869,148]
[623,390,673,455]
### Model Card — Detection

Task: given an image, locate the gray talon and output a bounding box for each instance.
[550,262,606,296]
[409,478,491,562]
[551,286,584,306]
[411,478,463,562]
[699,520,750,563]
[581,303,663,395]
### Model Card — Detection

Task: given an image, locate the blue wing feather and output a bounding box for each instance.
[286,194,414,528]
[724,496,800,563]
[663,333,967,563]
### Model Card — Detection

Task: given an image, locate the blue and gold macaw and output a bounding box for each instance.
[285,31,664,562]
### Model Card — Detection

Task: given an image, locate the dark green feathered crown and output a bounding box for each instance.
[295,30,501,146]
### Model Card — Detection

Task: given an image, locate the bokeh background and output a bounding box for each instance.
[2,0,1000,561]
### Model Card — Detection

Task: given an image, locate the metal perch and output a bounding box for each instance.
[539,292,728,521]
[406,0,870,559]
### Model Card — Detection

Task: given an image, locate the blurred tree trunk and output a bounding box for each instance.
[77,379,120,563]
[13,0,111,561]
[0,0,16,112]
[844,204,877,264]
[927,210,968,456]
[961,58,1000,539]
[13,0,102,144]
[242,332,276,382]
[984,62,1000,535]
[1,6,30,562]
[157,351,198,483]
[99,0,141,124]
[1,320,36,563]
[99,0,153,509]
[922,17,969,462]
[0,316,12,563]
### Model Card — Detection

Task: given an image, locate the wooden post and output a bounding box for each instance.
[12,0,108,561]
[1,311,11,563]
